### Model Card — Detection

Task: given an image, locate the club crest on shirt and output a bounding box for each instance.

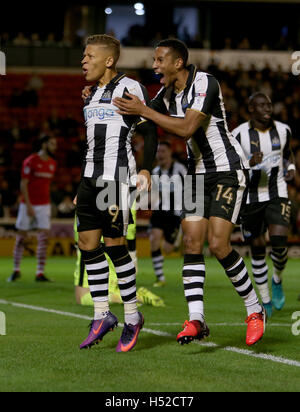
[271,136,281,149]
[100,90,112,102]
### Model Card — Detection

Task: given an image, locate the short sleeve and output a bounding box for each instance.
[21,157,33,179]
[188,74,220,116]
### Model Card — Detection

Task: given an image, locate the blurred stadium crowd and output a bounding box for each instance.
[0,30,296,51]
[0,60,300,235]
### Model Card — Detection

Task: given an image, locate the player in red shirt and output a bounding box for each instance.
[7,135,57,282]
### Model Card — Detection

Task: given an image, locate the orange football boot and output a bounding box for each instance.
[177,319,210,345]
[245,308,266,346]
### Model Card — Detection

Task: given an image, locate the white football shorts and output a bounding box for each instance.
[15,203,51,231]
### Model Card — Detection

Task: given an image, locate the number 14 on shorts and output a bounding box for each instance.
[216,184,234,204]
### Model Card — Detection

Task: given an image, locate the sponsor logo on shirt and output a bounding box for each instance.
[84,107,115,121]
[34,172,54,178]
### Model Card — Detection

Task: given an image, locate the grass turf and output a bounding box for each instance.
[0,255,300,392]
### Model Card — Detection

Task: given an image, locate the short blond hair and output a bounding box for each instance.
[86,34,120,63]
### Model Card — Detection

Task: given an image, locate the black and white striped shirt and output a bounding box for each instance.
[232,120,292,203]
[82,72,148,182]
[150,65,248,174]
[152,161,187,216]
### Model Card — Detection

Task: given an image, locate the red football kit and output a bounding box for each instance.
[21,153,57,205]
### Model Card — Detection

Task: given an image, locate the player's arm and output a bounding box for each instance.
[135,120,158,191]
[20,178,35,217]
[132,84,158,191]
[114,93,205,140]
[283,127,296,182]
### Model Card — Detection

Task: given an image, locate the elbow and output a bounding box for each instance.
[177,124,195,140]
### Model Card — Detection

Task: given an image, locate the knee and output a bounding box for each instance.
[183,234,202,254]
[149,230,162,251]
[269,235,287,250]
[78,236,94,251]
[209,238,230,260]
[208,239,220,257]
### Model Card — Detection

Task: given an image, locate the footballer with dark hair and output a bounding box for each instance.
[232,92,295,317]
[8,136,57,283]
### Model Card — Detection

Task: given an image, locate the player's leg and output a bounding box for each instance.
[161,214,181,255]
[126,205,137,272]
[78,229,110,315]
[269,225,289,310]
[150,227,165,286]
[209,217,262,313]
[34,204,52,281]
[103,183,143,352]
[267,198,291,310]
[78,229,118,349]
[8,230,27,282]
[176,217,210,344]
[76,178,118,349]
[176,173,211,344]
[35,229,50,281]
[250,236,272,318]
[208,171,265,345]
[105,236,143,352]
[8,203,31,282]
[149,211,166,286]
[74,216,91,305]
[241,203,272,316]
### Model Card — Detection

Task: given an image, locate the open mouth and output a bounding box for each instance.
[155,72,165,84]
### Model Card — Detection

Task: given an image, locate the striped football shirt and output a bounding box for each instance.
[150,64,248,174]
[83,72,149,182]
[232,120,292,203]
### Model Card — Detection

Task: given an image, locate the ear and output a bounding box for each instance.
[106,55,115,68]
[175,57,184,70]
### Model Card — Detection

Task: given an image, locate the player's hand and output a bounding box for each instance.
[249,152,263,167]
[82,86,92,101]
[73,195,77,205]
[285,169,295,182]
[137,170,151,192]
[26,204,35,218]
[113,93,145,116]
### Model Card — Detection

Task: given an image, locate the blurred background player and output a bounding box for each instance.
[232,92,295,318]
[149,141,186,287]
[7,135,57,282]
[77,34,157,352]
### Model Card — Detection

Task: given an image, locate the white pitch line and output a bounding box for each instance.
[0,299,91,321]
[146,322,292,327]
[0,299,299,368]
[223,346,300,368]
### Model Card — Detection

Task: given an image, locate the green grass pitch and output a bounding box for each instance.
[0,255,300,392]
